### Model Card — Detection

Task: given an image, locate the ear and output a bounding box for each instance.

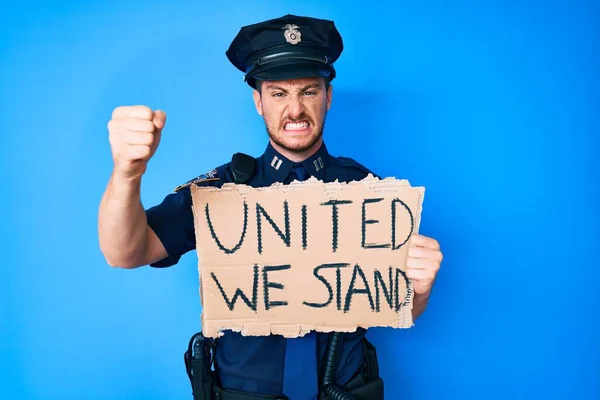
[326,84,333,111]
[252,89,263,116]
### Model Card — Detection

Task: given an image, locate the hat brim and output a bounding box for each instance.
[246,59,335,88]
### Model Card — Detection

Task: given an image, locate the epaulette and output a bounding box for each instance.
[336,156,383,180]
[174,169,220,192]
[336,156,372,173]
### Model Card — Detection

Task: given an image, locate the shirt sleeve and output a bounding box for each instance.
[145,187,195,268]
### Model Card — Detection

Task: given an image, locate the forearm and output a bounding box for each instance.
[412,291,430,321]
[98,172,149,268]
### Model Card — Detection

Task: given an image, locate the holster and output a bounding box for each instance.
[184,332,218,400]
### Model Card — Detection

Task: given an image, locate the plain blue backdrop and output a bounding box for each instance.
[1,1,598,399]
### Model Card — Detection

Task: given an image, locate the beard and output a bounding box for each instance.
[264,113,327,154]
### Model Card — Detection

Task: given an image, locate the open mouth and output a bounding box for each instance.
[283,120,311,132]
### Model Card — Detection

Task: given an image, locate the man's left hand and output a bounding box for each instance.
[406,233,443,297]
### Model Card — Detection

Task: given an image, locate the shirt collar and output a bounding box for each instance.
[263,141,331,182]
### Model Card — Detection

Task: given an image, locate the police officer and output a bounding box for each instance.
[99,14,443,400]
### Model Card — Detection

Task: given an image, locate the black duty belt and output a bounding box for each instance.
[184,332,384,400]
[213,373,383,400]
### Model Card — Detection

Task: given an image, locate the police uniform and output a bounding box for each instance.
[145,14,383,400]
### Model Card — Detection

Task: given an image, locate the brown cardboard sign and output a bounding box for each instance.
[190,174,425,338]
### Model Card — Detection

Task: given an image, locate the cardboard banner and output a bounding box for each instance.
[190,174,425,338]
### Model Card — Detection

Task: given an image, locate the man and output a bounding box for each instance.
[98,14,443,400]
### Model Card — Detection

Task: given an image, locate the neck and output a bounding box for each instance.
[269,138,323,163]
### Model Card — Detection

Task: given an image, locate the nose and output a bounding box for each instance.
[288,96,305,118]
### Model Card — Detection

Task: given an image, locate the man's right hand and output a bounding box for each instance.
[99,105,169,268]
[107,105,167,180]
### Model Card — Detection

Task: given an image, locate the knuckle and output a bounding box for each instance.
[141,132,154,145]
[127,119,154,133]
[108,119,127,135]
[108,134,117,148]
[109,133,122,149]
[137,105,153,120]
[112,105,154,120]
[143,119,155,132]
[111,106,123,119]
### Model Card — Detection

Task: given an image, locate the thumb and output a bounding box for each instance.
[153,110,167,132]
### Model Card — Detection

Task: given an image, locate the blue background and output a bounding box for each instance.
[1,1,598,399]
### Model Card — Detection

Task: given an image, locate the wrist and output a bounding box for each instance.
[109,170,142,197]
[414,289,431,301]
[111,169,142,185]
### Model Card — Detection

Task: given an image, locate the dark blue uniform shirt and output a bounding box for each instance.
[146,141,378,396]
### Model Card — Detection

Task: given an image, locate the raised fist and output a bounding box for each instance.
[107,105,166,180]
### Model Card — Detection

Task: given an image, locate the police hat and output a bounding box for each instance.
[226,14,343,89]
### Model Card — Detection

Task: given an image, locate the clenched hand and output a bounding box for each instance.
[107,105,167,180]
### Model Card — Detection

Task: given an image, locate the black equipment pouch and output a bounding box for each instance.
[346,337,384,400]
[184,331,217,400]
[363,337,380,381]
[344,378,384,400]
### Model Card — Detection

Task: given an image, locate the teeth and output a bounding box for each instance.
[285,121,309,130]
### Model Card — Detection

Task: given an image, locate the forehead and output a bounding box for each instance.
[261,77,326,90]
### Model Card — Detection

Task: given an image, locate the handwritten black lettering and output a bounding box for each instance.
[302,263,411,313]
[361,198,391,249]
[256,201,291,254]
[391,198,414,250]
[303,263,350,309]
[395,267,412,311]
[373,267,394,312]
[301,205,307,250]
[344,264,375,312]
[335,263,344,310]
[321,200,353,252]
[211,265,258,312]
[205,202,248,254]
[263,264,290,310]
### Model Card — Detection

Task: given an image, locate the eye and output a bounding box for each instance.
[272,92,285,97]
[304,91,317,96]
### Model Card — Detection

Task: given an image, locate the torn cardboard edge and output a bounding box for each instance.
[191,173,425,338]
[202,318,415,339]
[194,174,415,195]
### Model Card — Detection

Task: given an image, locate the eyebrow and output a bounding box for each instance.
[265,83,322,93]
